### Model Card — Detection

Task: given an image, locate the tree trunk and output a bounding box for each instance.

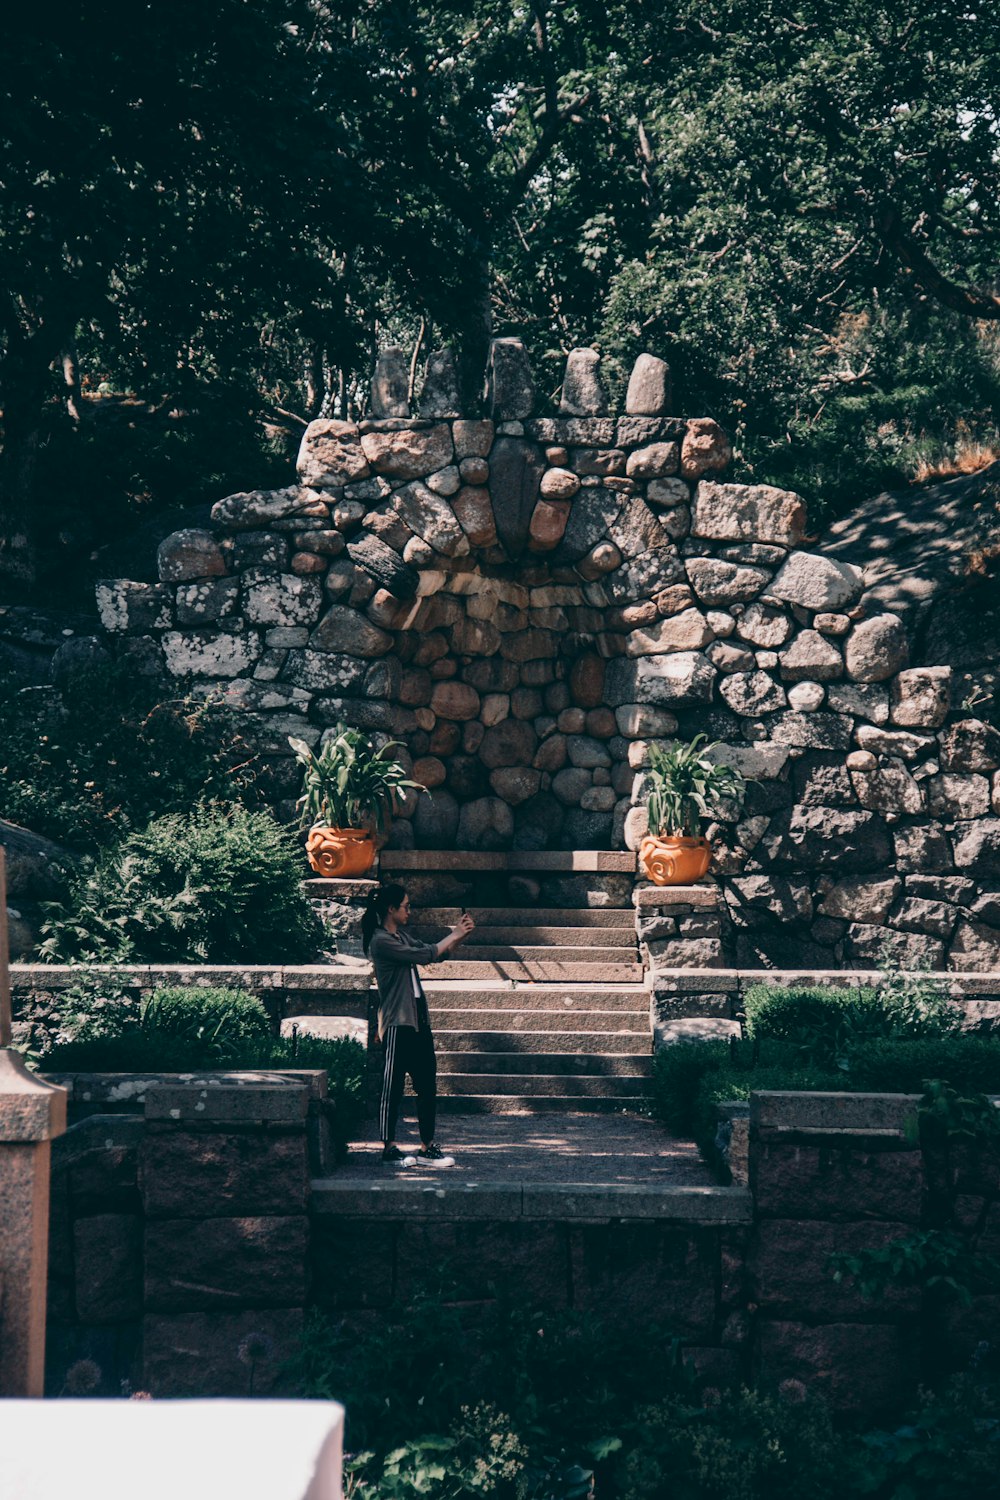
[458,241,493,415]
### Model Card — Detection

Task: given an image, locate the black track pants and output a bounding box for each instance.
[379,1024,437,1146]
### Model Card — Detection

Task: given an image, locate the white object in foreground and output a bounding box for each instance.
[1,1398,345,1500]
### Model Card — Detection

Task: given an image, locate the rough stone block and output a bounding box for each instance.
[692,481,806,546]
[569,1222,719,1338]
[143,1306,304,1397]
[145,1215,308,1311]
[73,1214,143,1324]
[140,1129,309,1219]
[756,1319,919,1415]
[754,1144,922,1225]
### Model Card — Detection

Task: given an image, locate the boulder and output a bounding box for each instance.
[926,774,991,821]
[539,468,580,501]
[297,421,371,488]
[736,602,793,649]
[770,552,864,611]
[680,418,732,478]
[766,711,852,751]
[309,605,393,657]
[893,823,954,873]
[457,796,514,850]
[605,650,716,707]
[625,354,672,415]
[719,670,787,716]
[413,788,460,847]
[0,818,75,897]
[157,529,226,583]
[566,734,612,769]
[686,558,771,606]
[528,498,572,550]
[243,573,322,628]
[949,919,1000,971]
[787,681,825,712]
[889,667,951,728]
[419,349,461,418]
[162,629,261,678]
[452,419,495,459]
[96,580,171,633]
[490,436,546,557]
[844,614,909,682]
[451,486,498,548]
[490,767,543,805]
[855,724,935,761]
[283,651,367,693]
[559,348,609,415]
[370,347,410,417]
[691,481,806,547]
[625,443,680,479]
[429,681,481,721]
[938,718,1000,773]
[762,807,893,872]
[626,608,714,657]
[479,719,539,769]
[361,424,454,482]
[818,876,901,924]
[850,759,923,816]
[425,466,461,497]
[485,338,535,421]
[779,630,843,682]
[391,480,468,557]
[569,652,606,709]
[347,534,420,598]
[826,683,890,725]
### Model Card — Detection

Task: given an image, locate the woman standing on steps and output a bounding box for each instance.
[362,883,475,1165]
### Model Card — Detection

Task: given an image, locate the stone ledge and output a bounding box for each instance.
[45,1069,328,1113]
[12,962,372,992]
[310,1179,751,1222]
[633,883,721,908]
[303,878,379,898]
[750,1090,921,1140]
[648,969,1000,996]
[378,850,637,872]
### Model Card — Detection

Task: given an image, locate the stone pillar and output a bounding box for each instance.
[0,847,68,1395]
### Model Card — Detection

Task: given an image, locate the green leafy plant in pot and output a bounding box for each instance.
[639,735,745,884]
[289,726,425,878]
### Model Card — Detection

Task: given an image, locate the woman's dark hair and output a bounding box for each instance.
[361,882,408,954]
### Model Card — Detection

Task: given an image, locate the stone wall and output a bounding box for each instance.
[92,339,1000,968]
[49,1077,1000,1415]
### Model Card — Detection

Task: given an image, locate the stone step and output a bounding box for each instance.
[433,1010,648,1033]
[415,907,636,927]
[381,850,636,872]
[436,1052,652,1077]
[433,1028,650,1051]
[431,959,644,982]
[413,925,637,949]
[431,944,635,964]
[425,983,648,1011]
[436,1072,650,1098]
[436,1095,649,1115]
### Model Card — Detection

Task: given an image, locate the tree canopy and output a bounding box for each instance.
[2,0,999,587]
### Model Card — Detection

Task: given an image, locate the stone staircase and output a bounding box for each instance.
[411,905,652,1113]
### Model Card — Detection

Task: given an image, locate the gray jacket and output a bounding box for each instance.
[369,927,443,1034]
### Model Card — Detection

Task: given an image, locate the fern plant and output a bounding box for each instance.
[289,725,425,834]
[645,735,745,838]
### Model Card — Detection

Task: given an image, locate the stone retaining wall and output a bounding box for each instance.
[90,339,1000,967]
[47,1077,1000,1414]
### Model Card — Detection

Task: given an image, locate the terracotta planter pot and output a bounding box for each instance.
[305,826,377,878]
[639,833,711,886]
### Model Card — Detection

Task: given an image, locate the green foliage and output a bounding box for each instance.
[743,966,963,1071]
[644,736,745,839]
[38,805,323,963]
[290,726,425,835]
[38,979,365,1152]
[0,664,261,850]
[854,1369,1000,1498]
[829,1229,997,1309]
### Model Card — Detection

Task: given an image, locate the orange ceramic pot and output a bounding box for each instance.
[305,826,377,879]
[639,834,711,886]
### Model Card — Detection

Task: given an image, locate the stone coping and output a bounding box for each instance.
[378,850,637,872]
[11,961,372,991]
[310,1178,751,1222]
[43,1069,330,1112]
[650,968,1000,995]
[750,1089,923,1139]
[302,878,379,897]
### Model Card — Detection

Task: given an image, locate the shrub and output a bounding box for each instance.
[39,805,325,963]
[650,1039,730,1134]
[41,981,365,1154]
[0,663,262,850]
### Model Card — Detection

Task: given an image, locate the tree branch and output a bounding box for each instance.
[878,200,1000,320]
